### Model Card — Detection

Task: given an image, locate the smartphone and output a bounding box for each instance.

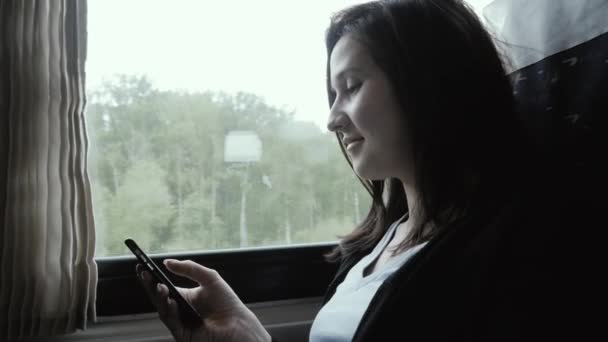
[125,238,202,327]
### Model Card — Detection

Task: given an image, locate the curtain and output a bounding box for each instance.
[481,0,608,173]
[0,0,97,340]
[482,0,608,71]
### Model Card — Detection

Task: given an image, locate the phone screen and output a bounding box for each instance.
[125,238,202,327]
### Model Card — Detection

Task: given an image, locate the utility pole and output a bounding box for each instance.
[224,131,262,249]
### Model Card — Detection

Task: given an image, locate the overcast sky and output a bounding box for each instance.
[86,0,495,130]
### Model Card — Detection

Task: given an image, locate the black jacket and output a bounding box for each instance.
[320,182,588,342]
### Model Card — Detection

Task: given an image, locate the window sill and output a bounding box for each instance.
[21,297,323,342]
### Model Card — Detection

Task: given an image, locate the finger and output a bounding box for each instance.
[164,296,184,337]
[136,264,150,286]
[156,284,184,336]
[139,268,194,303]
[164,259,222,287]
[139,270,162,308]
[156,283,170,321]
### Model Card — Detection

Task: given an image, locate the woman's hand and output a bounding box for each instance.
[137,259,271,342]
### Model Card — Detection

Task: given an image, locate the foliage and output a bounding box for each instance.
[87,75,370,255]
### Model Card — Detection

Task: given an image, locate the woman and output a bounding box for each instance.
[138,0,560,340]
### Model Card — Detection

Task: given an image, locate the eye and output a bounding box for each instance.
[345,81,362,95]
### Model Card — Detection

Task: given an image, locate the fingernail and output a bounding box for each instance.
[157,283,162,293]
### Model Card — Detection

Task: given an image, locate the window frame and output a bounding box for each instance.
[96,243,339,316]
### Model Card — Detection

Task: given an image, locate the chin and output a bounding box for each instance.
[352,156,395,181]
[352,161,381,181]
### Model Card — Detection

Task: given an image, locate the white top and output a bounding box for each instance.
[309,215,428,342]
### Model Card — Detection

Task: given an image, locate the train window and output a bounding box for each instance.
[88,0,509,318]
[86,0,373,257]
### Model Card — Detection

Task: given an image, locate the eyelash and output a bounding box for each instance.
[345,82,361,95]
[329,81,361,100]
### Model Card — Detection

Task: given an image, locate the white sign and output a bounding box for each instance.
[224,131,262,163]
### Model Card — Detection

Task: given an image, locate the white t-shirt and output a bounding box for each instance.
[309,216,428,342]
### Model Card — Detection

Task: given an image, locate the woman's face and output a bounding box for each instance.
[327,35,413,182]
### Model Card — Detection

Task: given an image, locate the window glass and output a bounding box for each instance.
[86,0,371,256]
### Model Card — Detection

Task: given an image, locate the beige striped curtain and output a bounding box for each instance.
[0,0,97,340]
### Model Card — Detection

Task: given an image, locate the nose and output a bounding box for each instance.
[327,104,349,132]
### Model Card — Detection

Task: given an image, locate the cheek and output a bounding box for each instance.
[363,114,411,172]
[351,85,408,149]
[349,99,377,135]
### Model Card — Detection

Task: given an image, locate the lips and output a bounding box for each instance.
[343,137,364,149]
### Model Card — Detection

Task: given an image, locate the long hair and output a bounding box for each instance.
[325,0,533,262]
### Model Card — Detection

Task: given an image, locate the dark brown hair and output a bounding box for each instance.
[325,0,532,262]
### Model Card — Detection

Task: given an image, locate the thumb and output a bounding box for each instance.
[164,259,223,287]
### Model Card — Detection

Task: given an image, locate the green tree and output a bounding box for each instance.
[103,159,174,255]
[86,74,371,255]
